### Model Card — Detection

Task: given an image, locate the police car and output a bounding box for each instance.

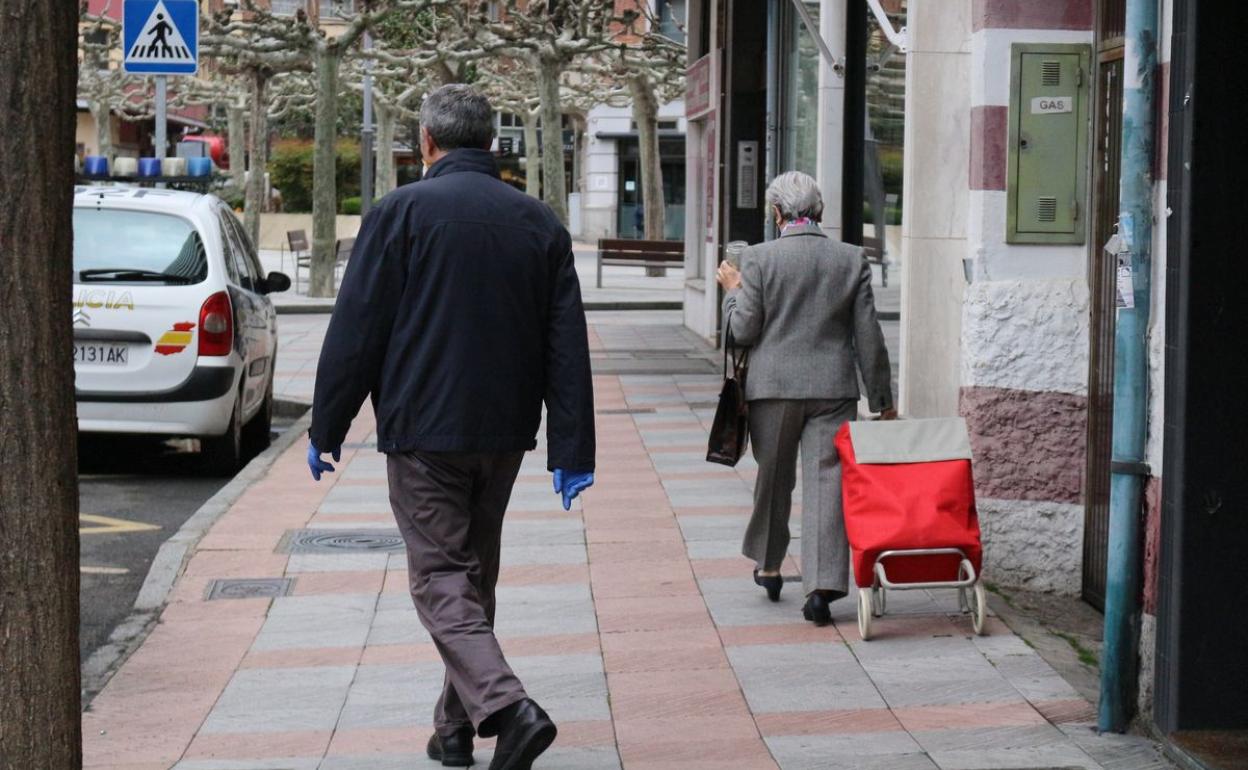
[73,186,290,474]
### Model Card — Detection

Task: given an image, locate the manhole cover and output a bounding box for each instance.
[205,578,294,600]
[278,529,406,554]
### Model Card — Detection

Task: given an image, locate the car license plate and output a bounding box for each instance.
[74,343,129,366]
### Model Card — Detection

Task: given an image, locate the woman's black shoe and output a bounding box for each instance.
[427,727,475,767]
[802,594,832,626]
[753,570,783,602]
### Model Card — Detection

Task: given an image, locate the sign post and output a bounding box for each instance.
[123,0,198,161]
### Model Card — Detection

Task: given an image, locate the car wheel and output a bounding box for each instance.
[242,378,274,456]
[202,391,243,477]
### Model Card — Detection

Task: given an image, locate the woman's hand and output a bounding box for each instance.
[717,260,742,291]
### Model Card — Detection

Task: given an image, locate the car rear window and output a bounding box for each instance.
[74,208,208,284]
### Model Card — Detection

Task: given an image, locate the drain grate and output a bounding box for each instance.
[278,529,406,554]
[597,407,658,415]
[342,441,377,449]
[205,578,294,600]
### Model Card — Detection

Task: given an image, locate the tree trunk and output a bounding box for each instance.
[0,0,83,766]
[91,98,112,161]
[309,45,340,298]
[244,69,269,247]
[629,73,666,242]
[522,111,540,199]
[375,101,395,197]
[227,99,245,192]
[536,58,567,224]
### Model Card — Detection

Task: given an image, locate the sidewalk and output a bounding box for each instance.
[262,242,685,314]
[82,317,1171,770]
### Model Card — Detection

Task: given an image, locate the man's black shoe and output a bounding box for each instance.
[427,727,475,767]
[486,698,557,770]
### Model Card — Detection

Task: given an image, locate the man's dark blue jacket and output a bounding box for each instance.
[308,149,595,472]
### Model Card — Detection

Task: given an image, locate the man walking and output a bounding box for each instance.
[307,84,596,769]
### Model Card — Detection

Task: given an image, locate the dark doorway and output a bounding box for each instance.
[1081,0,1126,613]
[616,136,687,240]
[1155,0,1248,757]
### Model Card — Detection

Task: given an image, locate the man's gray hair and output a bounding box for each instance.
[420,84,495,151]
[765,171,823,222]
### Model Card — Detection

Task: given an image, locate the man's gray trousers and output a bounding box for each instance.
[387,450,528,735]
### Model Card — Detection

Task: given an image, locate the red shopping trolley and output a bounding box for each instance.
[834,417,986,640]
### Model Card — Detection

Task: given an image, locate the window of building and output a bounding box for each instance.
[270,0,303,16]
[655,0,686,43]
[779,1,821,177]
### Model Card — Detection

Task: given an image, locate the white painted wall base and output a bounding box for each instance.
[979,497,1083,595]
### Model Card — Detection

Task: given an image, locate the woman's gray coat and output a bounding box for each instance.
[722,222,894,596]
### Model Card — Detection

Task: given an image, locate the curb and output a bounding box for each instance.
[81,402,312,707]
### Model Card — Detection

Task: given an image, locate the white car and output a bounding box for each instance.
[72,186,290,474]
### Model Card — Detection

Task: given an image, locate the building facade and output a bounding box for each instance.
[684,0,1246,760]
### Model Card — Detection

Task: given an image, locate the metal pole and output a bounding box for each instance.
[763,0,779,242]
[1100,0,1157,734]
[841,0,867,246]
[154,75,167,158]
[360,30,375,216]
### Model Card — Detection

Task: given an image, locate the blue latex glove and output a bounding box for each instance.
[553,468,595,511]
[307,442,341,481]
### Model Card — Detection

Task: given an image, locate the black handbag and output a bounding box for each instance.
[706,332,750,466]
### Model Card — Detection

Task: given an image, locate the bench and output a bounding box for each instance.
[863,235,888,288]
[596,238,684,288]
[285,229,310,291]
[333,237,354,289]
[290,232,354,293]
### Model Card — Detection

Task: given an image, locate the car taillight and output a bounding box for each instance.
[198,291,233,356]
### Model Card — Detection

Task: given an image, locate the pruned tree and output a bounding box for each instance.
[202,2,316,245]
[611,2,686,241]
[461,0,619,225]
[78,3,151,161]
[0,0,82,766]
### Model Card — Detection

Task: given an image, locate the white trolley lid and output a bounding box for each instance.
[847,417,973,464]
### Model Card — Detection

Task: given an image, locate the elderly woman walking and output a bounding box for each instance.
[716,171,896,626]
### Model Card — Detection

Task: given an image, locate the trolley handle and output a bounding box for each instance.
[873,547,978,590]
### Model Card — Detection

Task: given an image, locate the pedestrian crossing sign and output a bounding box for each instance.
[123,0,198,75]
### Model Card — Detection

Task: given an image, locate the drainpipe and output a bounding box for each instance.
[1100,0,1158,734]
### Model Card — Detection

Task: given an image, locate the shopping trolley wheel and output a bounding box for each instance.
[972,582,987,636]
[857,588,874,641]
[872,585,885,617]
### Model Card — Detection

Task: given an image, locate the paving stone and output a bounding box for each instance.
[728,643,887,713]
[509,652,611,723]
[174,760,321,770]
[1058,724,1173,770]
[502,517,586,546]
[663,478,756,508]
[910,724,1071,754]
[685,538,750,560]
[200,665,356,733]
[285,553,392,573]
[929,748,1101,769]
[252,593,376,651]
[992,651,1085,702]
[703,588,808,627]
[499,544,588,566]
[766,732,930,770]
[336,662,443,730]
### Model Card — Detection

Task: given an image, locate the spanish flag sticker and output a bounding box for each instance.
[154,322,195,355]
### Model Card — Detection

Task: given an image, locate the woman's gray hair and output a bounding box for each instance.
[420,84,495,151]
[765,171,823,222]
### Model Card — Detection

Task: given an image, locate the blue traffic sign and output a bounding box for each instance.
[123,0,198,75]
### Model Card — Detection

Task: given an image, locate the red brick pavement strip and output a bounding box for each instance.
[583,377,780,770]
